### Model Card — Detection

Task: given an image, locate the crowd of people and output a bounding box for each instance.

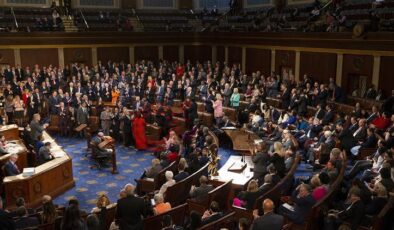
[0,58,393,229]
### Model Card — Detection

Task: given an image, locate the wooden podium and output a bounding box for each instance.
[98,136,118,174]
[2,132,75,208]
[223,128,261,154]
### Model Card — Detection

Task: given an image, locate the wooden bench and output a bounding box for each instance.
[165,163,209,206]
[197,212,236,230]
[136,161,178,195]
[348,96,383,110]
[197,102,205,112]
[146,124,161,141]
[142,203,188,230]
[223,107,237,122]
[266,97,283,108]
[198,112,214,127]
[171,116,186,136]
[47,115,60,133]
[187,179,233,215]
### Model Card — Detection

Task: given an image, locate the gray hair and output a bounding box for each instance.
[124,183,135,196]
[165,171,173,180]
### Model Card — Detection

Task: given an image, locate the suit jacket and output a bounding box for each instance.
[322,110,334,125]
[15,216,40,230]
[174,171,189,182]
[290,192,315,224]
[338,200,365,230]
[201,212,224,226]
[145,164,162,178]
[190,184,213,202]
[353,127,367,142]
[116,195,146,230]
[314,109,325,120]
[4,160,20,176]
[76,107,89,125]
[361,135,377,148]
[38,146,52,165]
[338,129,355,152]
[281,89,291,109]
[252,152,270,174]
[0,209,15,230]
[30,120,45,141]
[251,212,284,230]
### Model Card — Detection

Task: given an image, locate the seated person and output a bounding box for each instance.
[278,183,315,224]
[325,188,365,230]
[173,159,189,182]
[14,206,40,229]
[350,128,377,157]
[4,153,21,176]
[190,175,214,202]
[234,179,262,210]
[8,197,35,218]
[152,193,171,215]
[158,171,175,195]
[310,174,328,201]
[161,214,183,230]
[38,142,54,165]
[201,201,224,225]
[0,134,8,155]
[250,199,284,230]
[141,158,162,179]
[38,195,58,225]
[91,194,114,213]
[91,132,113,158]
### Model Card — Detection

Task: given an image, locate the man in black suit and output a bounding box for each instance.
[258,174,274,194]
[324,188,365,230]
[250,199,284,230]
[251,142,270,180]
[14,207,39,229]
[190,176,213,202]
[336,123,354,154]
[201,201,224,226]
[321,104,334,125]
[0,198,15,229]
[278,183,315,224]
[173,161,189,182]
[314,104,325,120]
[280,84,291,110]
[116,184,146,230]
[4,154,20,176]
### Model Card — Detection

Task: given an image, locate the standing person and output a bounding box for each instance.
[230,87,240,110]
[212,94,223,126]
[121,108,133,147]
[30,113,49,141]
[250,199,284,230]
[58,102,68,136]
[76,102,89,137]
[100,106,113,136]
[133,111,147,150]
[13,95,25,126]
[5,95,14,124]
[116,184,146,230]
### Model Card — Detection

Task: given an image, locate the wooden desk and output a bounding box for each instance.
[0,140,28,171]
[211,155,253,188]
[3,131,75,208]
[0,124,20,141]
[223,128,261,153]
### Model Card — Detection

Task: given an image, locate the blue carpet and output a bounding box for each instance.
[53,136,234,211]
[52,136,313,211]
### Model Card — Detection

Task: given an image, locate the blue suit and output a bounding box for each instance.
[5,160,20,176]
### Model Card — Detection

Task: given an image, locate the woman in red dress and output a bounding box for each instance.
[132,111,147,150]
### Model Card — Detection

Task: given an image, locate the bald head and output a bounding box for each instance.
[263,199,274,214]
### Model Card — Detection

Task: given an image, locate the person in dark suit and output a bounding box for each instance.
[38,142,54,165]
[258,174,274,194]
[280,84,291,110]
[76,102,89,126]
[279,183,315,224]
[4,154,20,176]
[296,92,308,117]
[30,113,48,141]
[251,142,270,180]
[325,188,365,230]
[336,123,354,154]
[58,102,68,136]
[184,97,198,129]
[201,201,224,226]
[14,206,40,229]
[142,158,162,179]
[321,104,334,125]
[190,176,213,202]
[116,184,146,230]
[314,104,325,120]
[48,91,60,115]
[250,199,284,230]
[350,128,377,157]
[0,198,15,230]
[173,161,189,182]
[121,108,133,147]
[352,119,367,143]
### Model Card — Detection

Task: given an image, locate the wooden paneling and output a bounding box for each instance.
[20,48,58,68]
[379,56,394,97]
[217,46,225,62]
[163,45,179,62]
[97,47,129,64]
[228,46,242,66]
[300,52,337,84]
[64,48,92,67]
[0,49,15,66]
[121,0,137,8]
[135,46,159,63]
[184,45,212,63]
[342,54,373,93]
[245,48,271,76]
[275,50,295,76]
[178,0,193,9]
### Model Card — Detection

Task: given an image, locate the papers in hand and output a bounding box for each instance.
[254,139,263,144]
[221,127,236,130]
[282,203,295,212]
[51,151,65,158]
[23,168,35,177]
